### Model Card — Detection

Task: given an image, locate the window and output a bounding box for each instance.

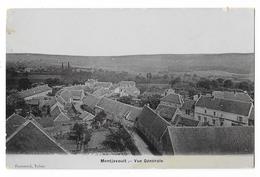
[204,117,207,122]
[212,119,216,125]
[198,116,201,121]
[204,109,207,114]
[213,112,216,116]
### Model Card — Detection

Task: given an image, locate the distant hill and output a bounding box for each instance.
[6,53,254,75]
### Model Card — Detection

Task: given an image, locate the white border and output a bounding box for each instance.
[0,0,258,176]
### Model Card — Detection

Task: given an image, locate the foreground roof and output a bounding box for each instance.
[96,97,142,122]
[6,119,68,154]
[164,126,254,155]
[6,113,26,138]
[137,106,171,141]
[196,96,252,116]
[19,85,52,98]
[161,93,182,105]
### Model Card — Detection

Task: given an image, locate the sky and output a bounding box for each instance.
[6,8,254,56]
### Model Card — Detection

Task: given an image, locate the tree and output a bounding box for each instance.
[210,80,219,88]
[44,78,63,87]
[18,78,31,90]
[237,81,251,92]
[196,79,211,90]
[216,78,224,84]
[6,93,29,117]
[169,77,181,87]
[223,80,233,88]
[72,123,84,142]
[139,94,162,109]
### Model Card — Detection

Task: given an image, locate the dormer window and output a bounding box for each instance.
[204,109,207,114]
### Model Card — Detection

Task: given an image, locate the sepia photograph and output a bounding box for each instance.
[5,8,255,168]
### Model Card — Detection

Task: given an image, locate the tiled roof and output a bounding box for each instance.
[19,85,52,98]
[82,94,101,109]
[6,120,68,154]
[96,97,142,122]
[137,106,171,141]
[155,104,178,121]
[6,113,26,138]
[92,88,112,97]
[50,105,70,122]
[164,126,254,155]
[161,93,182,105]
[171,114,199,127]
[60,90,71,102]
[196,96,252,116]
[79,111,95,121]
[212,91,253,103]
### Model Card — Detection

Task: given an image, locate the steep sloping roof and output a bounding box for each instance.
[50,105,70,122]
[6,120,68,154]
[164,126,254,155]
[96,97,142,122]
[19,85,52,98]
[60,90,71,102]
[196,96,252,116]
[82,94,101,109]
[137,106,171,141]
[212,91,253,103]
[92,87,112,97]
[79,111,95,121]
[172,114,199,127]
[161,93,182,105]
[156,104,178,121]
[6,114,26,138]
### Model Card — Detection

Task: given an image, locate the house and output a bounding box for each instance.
[155,104,179,122]
[160,93,183,108]
[92,87,113,98]
[50,105,70,126]
[212,91,253,103]
[161,126,254,155]
[180,100,196,116]
[171,114,199,127]
[6,119,69,154]
[82,94,101,110]
[195,96,253,126]
[79,111,95,122]
[70,90,84,102]
[19,84,52,100]
[135,106,171,154]
[6,113,26,138]
[95,97,142,123]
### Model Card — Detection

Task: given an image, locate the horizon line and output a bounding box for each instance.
[6,52,255,57]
